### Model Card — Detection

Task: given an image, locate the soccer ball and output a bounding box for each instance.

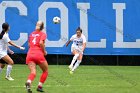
[53,16,60,24]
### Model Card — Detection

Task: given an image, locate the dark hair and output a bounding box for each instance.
[76,27,82,33]
[40,22,44,30]
[0,23,9,39]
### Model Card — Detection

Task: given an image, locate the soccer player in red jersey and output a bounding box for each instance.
[25,21,48,93]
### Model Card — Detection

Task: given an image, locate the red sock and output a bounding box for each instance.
[28,73,36,82]
[40,71,48,83]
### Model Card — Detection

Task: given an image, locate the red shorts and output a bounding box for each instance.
[26,53,46,64]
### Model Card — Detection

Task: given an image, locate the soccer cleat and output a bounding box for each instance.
[5,76,14,81]
[25,82,32,93]
[69,71,74,74]
[68,65,73,71]
[37,86,44,92]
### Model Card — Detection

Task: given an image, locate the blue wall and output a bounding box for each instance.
[0,0,140,55]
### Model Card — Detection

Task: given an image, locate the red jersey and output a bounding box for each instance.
[28,30,47,54]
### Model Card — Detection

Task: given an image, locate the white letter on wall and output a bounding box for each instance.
[39,2,68,47]
[113,3,140,48]
[77,3,106,48]
[0,1,28,46]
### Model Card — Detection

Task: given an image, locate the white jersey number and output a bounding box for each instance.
[32,37,36,45]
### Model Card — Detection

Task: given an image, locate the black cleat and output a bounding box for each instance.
[37,86,44,92]
[25,82,32,93]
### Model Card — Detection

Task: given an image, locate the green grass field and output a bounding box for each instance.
[0,65,139,93]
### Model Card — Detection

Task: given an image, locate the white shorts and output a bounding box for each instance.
[0,51,7,59]
[71,45,83,54]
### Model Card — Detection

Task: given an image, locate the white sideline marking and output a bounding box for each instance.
[11,84,113,88]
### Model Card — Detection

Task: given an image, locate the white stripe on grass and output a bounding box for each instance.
[11,84,113,88]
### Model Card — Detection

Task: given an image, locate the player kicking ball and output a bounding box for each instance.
[66,27,86,74]
[25,21,48,93]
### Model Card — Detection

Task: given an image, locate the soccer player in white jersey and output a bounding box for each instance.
[66,27,86,74]
[0,22,25,80]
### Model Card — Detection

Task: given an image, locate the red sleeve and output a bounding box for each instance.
[40,33,47,41]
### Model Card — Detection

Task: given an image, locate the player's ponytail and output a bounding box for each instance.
[0,23,9,39]
[40,22,44,30]
[0,30,5,39]
[76,27,82,33]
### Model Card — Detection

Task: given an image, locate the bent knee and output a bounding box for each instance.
[42,67,48,72]
[10,61,14,65]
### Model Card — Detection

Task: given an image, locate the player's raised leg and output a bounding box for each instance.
[69,50,79,70]
[72,53,83,72]
[37,61,48,92]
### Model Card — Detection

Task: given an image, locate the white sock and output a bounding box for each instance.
[72,60,81,71]
[70,54,79,67]
[6,65,12,77]
[38,82,43,87]
[0,67,2,74]
[27,80,32,84]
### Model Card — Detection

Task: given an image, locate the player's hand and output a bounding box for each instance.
[9,50,14,55]
[65,40,71,47]
[20,47,25,50]
[66,44,68,47]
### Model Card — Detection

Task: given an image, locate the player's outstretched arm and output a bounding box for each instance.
[66,40,71,47]
[8,41,25,50]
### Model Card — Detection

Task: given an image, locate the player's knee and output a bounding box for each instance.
[75,54,79,57]
[9,60,14,65]
[42,66,48,72]
[44,68,48,72]
[43,70,48,74]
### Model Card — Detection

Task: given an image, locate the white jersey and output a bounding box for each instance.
[70,34,86,46]
[0,33,11,53]
[70,34,86,54]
